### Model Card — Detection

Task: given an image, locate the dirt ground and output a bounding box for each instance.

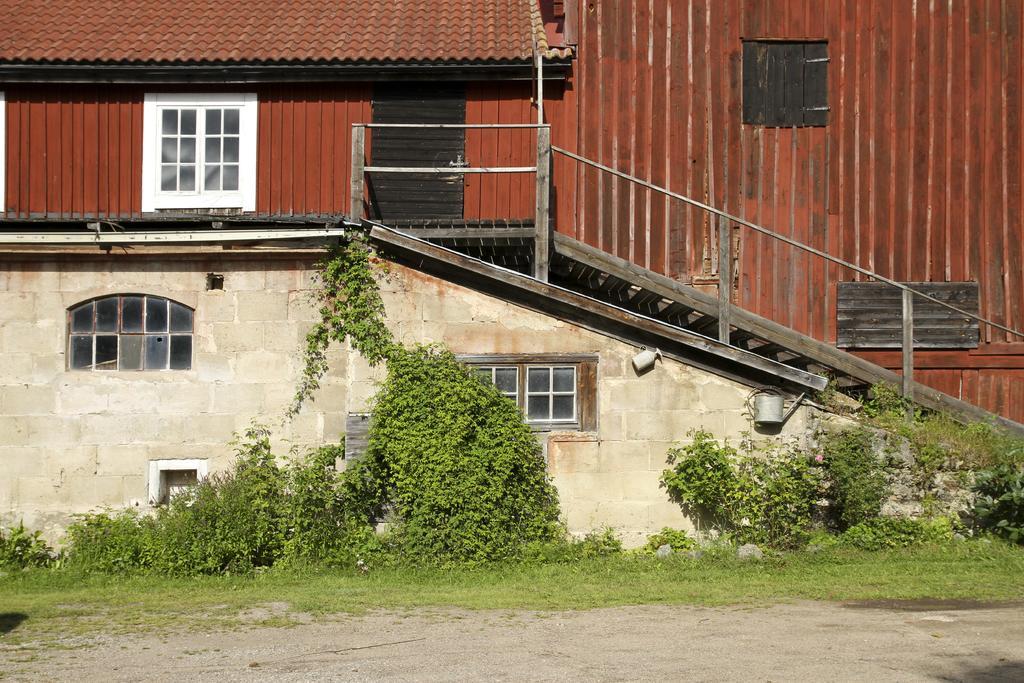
[2,600,1023,682]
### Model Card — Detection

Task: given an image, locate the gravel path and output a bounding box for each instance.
[2,600,1023,681]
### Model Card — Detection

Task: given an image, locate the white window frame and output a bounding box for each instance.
[0,91,5,211]
[141,93,257,212]
[148,459,208,505]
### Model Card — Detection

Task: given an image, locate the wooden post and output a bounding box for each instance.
[349,125,366,223]
[902,287,915,419]
[534,126,551,282]
[717,217,732,343]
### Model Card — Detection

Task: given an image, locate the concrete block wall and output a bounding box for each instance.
[1,249,817,546]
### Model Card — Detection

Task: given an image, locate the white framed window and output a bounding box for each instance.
[0,91,5,211]
[526,366,577,423]
[141,93,257,212]
[148,459,208,505]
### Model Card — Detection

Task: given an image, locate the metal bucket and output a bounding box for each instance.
[753,393,785,425]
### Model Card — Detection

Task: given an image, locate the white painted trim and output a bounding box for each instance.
[0,91,5,212]
[141,93,258,212]
[147,458,208,505]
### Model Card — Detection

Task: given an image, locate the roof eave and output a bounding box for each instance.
[0,59,573,84]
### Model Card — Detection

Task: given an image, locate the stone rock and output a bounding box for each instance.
[953,533,966,542]
[737,543,764,560]
[655,544,673,558]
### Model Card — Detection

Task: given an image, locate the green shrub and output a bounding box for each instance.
[820,428,889,529]
[661,430,822,549]
[643,527,694,553]
[840,516,955,550]
[65,510,157,573]
[0,521,55,569]
[519,528,622,564]
[973,464,1024,544]
[368,345,562,564]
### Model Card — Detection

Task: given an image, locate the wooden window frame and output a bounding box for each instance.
[0,91,4,211]
[141,93,258,212]
[459,354,598,432]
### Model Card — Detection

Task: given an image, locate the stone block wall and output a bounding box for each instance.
[1,248,816,546]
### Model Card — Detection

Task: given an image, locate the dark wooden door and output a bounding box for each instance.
[370,83,466,220]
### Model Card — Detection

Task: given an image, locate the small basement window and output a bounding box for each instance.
[148,459,208,505]
[67,295,194,371]
[462,354,597,431]
[742,41,828,126]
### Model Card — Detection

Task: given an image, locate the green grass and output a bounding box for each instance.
[1,542,1022,648]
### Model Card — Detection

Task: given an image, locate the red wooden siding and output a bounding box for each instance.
[464,81,536,221]
[550,0,1024,421]
[5,85,143,218]
[3,82,533,220]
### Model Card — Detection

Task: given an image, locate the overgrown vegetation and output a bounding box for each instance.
[839,516,956,551]
[974,465,1024,543]
[0,521,54,569]
[660,430,822,549]
[819,427,889,529]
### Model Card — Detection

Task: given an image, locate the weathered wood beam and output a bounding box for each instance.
[370,226,828,392]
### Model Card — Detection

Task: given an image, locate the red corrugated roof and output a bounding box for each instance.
[0,0,555,64]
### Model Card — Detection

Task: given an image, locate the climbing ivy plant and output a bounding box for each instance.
[289,236,562,563]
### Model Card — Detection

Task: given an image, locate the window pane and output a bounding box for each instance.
[145,335,169,369]
[160,165,177,191]
[95,335,118,370]
[224,108,240,134]
[95,297,119,332]
[169,302,193,332]
[161,109,177,135]
[169,335,192,370]
[527,395,549,421]
[553,367,575,392]
[205,165,221,192]
[527,367,550,393]
[179,165,195,191]
[161,137,177,163]
[122,296,143,332]
[70,303,94,333]
[179,138,196,164]
[494,367,518,394]
[145,297,168,332]
[205,137,220,163]
[223,137,239,162]
[119,335,143,370]
[180,109,196,135]
[70,335,92,369]
[552,395,575,420]
[222,165,238,191]
[206,108,221,135]
[474,367,492,383]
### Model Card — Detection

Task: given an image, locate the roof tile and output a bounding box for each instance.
[0,0,548,64]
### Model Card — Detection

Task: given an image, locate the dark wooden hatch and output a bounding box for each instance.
[369,83,467,220]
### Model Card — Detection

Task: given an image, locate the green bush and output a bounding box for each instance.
[368,345,562,564]
[643,527,694,553]
[65,510,157,573]
[660,430,822,548]
[0,521,55,569]
[973,464,1024,544]
[819,428,889,529]
[840,516,955,550]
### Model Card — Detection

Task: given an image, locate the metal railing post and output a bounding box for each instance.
[349,125,366,222]
[534,126,552,282]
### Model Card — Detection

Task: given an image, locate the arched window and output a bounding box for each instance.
[67,295,193,371]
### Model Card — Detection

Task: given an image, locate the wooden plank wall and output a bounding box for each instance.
[3,82,538,220]
[549,0,1024,421]
[464,81,536,221]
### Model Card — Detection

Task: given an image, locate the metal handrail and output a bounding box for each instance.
[552,145,1024,341]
